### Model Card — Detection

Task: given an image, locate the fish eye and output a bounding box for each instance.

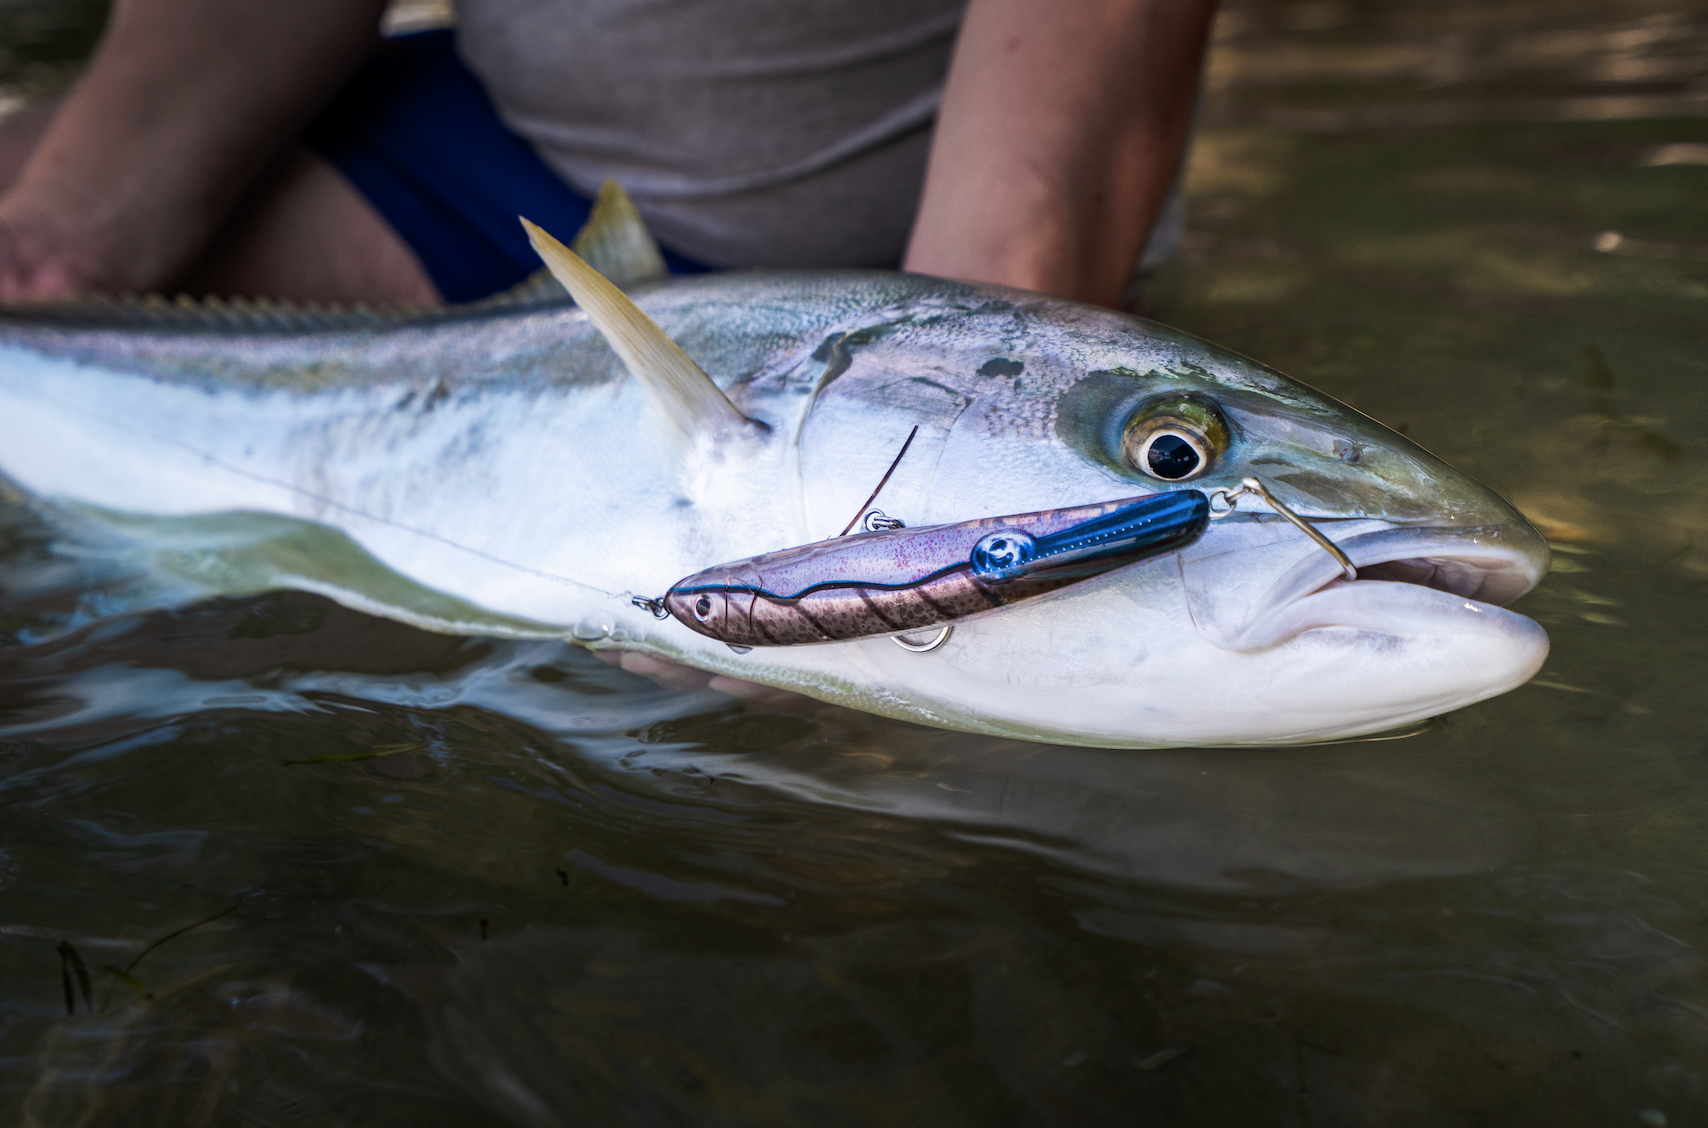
[694,595,713,620]
[1121,398,1229,482]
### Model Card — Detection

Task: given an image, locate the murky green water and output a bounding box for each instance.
[3,2,1708,1124]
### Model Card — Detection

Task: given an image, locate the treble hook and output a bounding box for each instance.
[1207,477,1359,582]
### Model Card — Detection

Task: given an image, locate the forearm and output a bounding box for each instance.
[0,0,387,296]
[904,0,1217,307]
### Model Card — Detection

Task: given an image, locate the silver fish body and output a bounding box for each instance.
[0,270,1550,747]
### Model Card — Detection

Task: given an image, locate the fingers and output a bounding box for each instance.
[595,648,828,715]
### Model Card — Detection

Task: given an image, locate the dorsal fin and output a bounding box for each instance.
[521,216,755,441]
[571,180,668,290]
[0,290,446,332]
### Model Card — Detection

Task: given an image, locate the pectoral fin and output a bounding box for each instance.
[521,217,755,441]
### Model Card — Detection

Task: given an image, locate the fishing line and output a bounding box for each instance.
[838,425,918,537]
[26,385,624,599]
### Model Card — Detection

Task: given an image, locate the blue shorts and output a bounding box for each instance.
[304,30,707,304]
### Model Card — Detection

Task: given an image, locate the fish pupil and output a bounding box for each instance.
[1146,433,1200,479]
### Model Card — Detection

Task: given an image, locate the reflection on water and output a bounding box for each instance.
[4,0,1708,1124]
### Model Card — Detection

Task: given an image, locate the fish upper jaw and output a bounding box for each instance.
[1181,517,1550,653]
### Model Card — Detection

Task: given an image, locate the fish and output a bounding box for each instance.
[0,185,1549,748]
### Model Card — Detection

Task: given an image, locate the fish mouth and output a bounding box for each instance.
[1182,522,1549,652]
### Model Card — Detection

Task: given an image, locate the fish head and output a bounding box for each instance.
[805,288,1549,746]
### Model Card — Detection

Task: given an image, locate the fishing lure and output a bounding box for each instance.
[638,475,1357,650]
[649,491,1211,648]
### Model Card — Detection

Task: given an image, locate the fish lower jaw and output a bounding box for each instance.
[1190,524,1550,654]
[1209,601,1551,746]
[1173,525,1553,734]
[1142,585,1550,747]
[1220,578,1544,656]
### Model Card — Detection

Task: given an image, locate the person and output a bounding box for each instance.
[0,0,1215,311]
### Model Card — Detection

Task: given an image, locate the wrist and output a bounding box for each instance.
[904,225,1127,308]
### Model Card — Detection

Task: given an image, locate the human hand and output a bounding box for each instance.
[0,0,390,307]
[594,649,831,715]
[0,204,111,303]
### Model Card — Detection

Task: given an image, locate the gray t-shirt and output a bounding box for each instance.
[457,0,967,269]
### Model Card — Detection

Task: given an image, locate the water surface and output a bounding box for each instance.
[3,1,1708,1124]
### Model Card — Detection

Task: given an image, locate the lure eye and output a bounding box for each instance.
[970,529,1038,584]
[1121,397,1229,482]
[694,595,713,620]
